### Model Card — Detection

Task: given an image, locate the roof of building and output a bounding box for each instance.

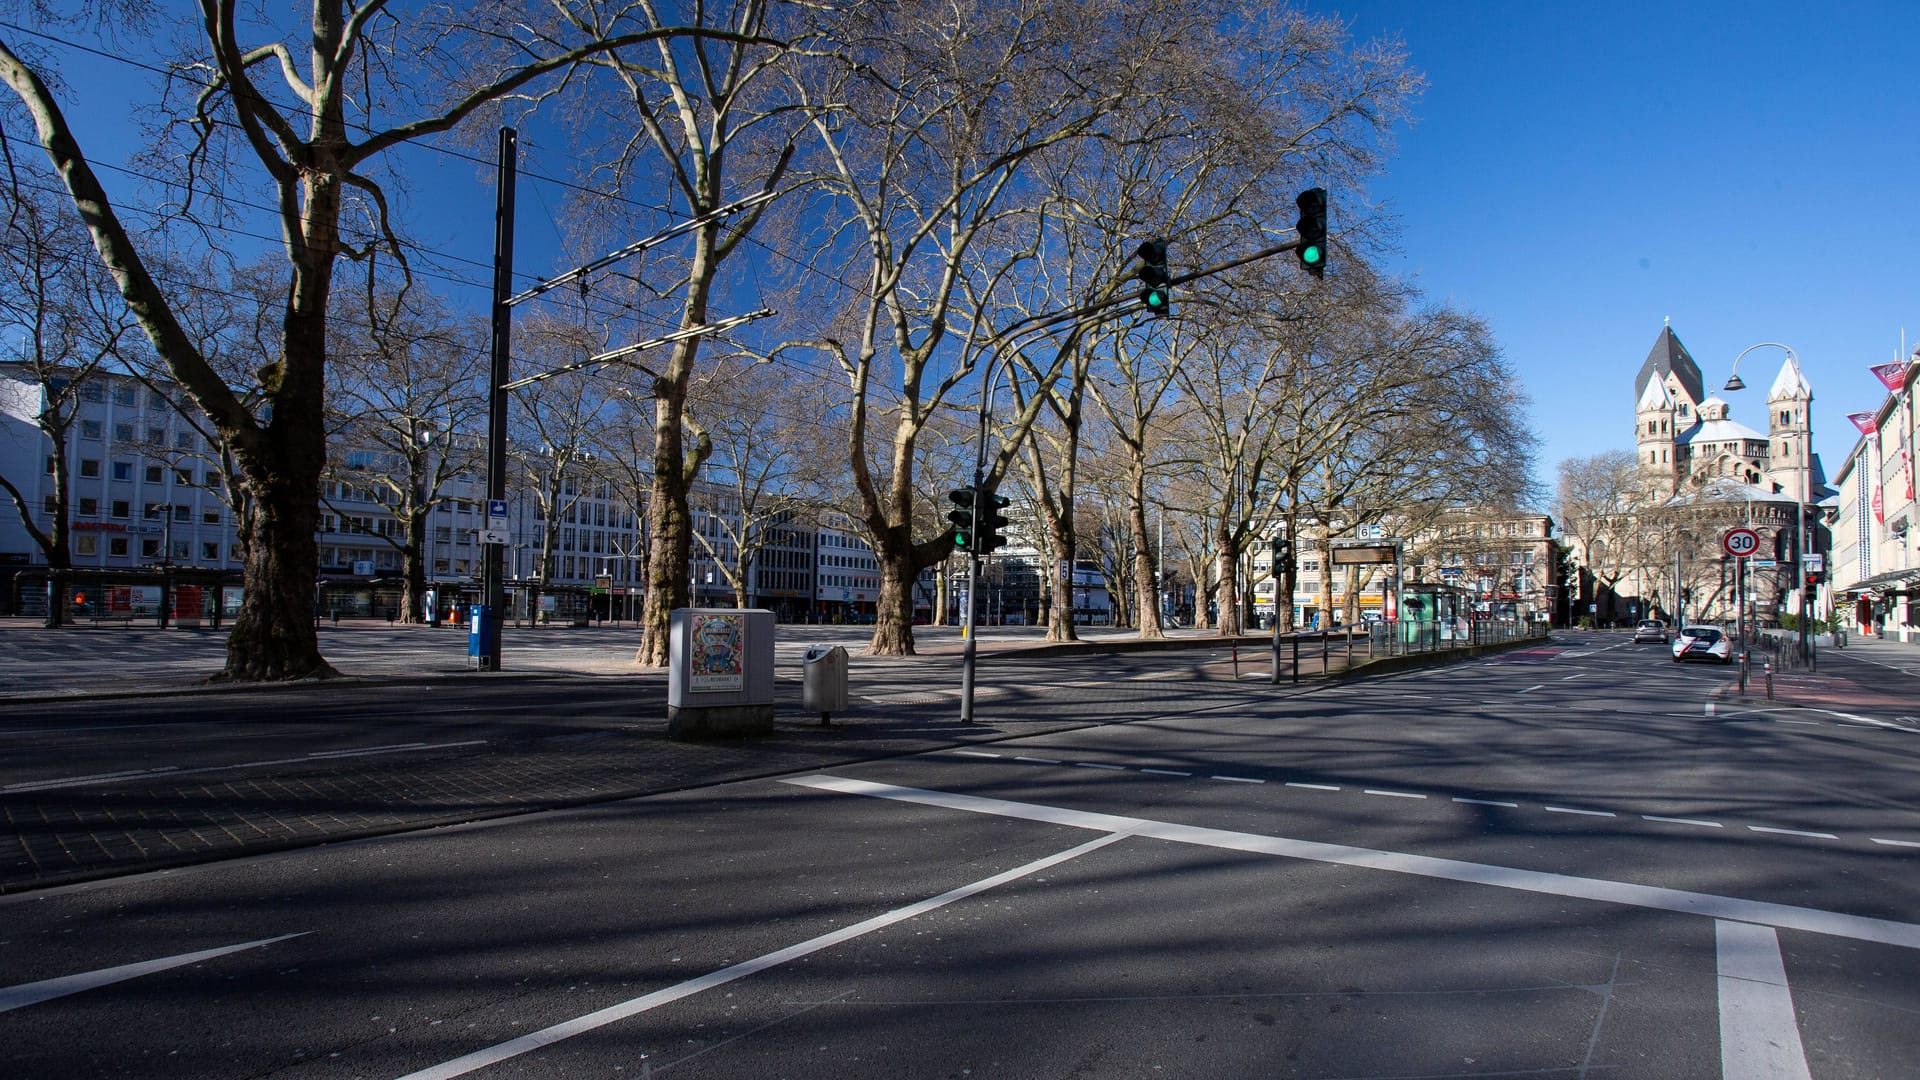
[1767,353,1813,402]
[1663,476,1796,508]
[1677,409,1768,447]
[1634,326,1705,408]
[1636,376,1674,412]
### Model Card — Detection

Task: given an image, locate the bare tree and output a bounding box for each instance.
[684,356,841,611]
[0,176,140,626]
[510,316,617,622]
[324,271,487,623]
[0,4,765,679]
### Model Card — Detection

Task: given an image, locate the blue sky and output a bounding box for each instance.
[12,3,1917,502]
[1315,0,1919,494]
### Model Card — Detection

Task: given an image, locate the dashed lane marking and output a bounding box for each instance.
[1749,826,1838,840]
[1213,775,1265,784]
[1646,815,1724,828]
[1140,768,1191,777]
[1455,797,1519,808]
[1287,782,1340,791]
[1364,789,1426,799]
[1544,806,1616,817]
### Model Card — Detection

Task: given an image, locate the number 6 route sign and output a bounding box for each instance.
[1722,526,1761,558]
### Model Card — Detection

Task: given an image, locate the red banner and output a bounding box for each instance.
[1870,361,1907,392]
[1847,411,1878,435]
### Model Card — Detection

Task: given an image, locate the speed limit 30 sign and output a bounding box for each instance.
[1722,526,1760,558]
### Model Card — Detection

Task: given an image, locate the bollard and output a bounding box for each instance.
[1737,651,1748,694]
[1764,661,1773,700]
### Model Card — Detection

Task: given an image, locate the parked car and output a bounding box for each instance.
[1671,625,1732,664]
[1631,619,1669,644]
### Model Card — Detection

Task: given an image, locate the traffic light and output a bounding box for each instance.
[1270,534,1294,573]
[1135,239,1171,317]
[978,490,1011,553]
[947,487,975,550]
[1294,187,1327,279]
[1804,568,1824,586]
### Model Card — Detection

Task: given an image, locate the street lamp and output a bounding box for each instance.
[1723,341,1812,667]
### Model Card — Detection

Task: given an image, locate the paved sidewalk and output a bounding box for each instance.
[1717,633,1920,722]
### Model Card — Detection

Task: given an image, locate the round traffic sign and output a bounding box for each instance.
[1722,527,1760,558]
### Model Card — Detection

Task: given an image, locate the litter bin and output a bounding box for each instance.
[801,644,849,724]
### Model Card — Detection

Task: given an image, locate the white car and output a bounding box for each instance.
[1671,625,1732,664]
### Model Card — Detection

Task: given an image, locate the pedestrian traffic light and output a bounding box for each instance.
[947,487,975,550]
[1135,239,1171,317]
[1294,187,1327,279]
[1804,568,1824,585]
[978,490,1011,553]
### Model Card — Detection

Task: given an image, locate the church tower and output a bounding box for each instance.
[1636,376,1678,494]
[1766,352,1814,502]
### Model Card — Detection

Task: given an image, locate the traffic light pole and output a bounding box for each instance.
[959,466,984,723]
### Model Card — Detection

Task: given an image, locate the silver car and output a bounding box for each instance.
[1631,619,1668,644]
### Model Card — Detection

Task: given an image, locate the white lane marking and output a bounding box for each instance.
[3,741,487,793]
[1140,768,1191,777]
[1561,673,1587,681]
[1717,920,1812,1080]
[1287,782,1341,791]
[1364,789,1426,799]
[1776,719,1821,726]
[1454,797,1519,808]
[1014,756,1061,765]
[1517,684,1546,694]
[4,766,179,790]
[1075,762,1126,771]
[1706,702,1716,717]
[0,934,306,1014]
[782,775,1920,950]
[953,750,1000,758]
[1871,838,1920,849]
[1212,775,1264,784]
[395,830,1132,1080]
[306,741,429,757]
[1748,826,1838,840]
[1543,806,1616,818]
[1645,815,1724,828]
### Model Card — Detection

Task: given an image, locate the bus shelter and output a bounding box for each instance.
[1399,582,1471,650]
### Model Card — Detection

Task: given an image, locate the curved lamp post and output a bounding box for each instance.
[1723,341,1813,667]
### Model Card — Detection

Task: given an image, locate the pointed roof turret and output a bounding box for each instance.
[1766,352,1812,402]
[1637,375,1674,411]
[1634,325,1705,408]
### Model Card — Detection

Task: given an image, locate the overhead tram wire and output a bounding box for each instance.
[2,19,883,303]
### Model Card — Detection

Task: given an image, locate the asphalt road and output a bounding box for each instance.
[4,631,1917,1078]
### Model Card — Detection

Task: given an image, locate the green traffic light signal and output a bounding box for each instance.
[947,487,975,550]
[1135,239,1171,317]
[1294,188,1327,280]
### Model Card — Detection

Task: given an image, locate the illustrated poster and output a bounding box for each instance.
[690,613,745,692]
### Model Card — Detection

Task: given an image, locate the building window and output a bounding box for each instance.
[202,542,219,561]
[148,390,166,410]
[81,419,103,440]
[111,500,129,518]
[109,537,128,557]
[114,422,135,443]
[144,502,163,520]
[174,468,193,486]
[112,460,132,481]
[175,431,195,450]
[78,497,98,516]
[80,385,104,403]
[77,534,99,555]
[202,510,221,525]
[79,459,101,478]
[171,540,190,560]
[141,538,160,559]
[45,455,56,474]
[114,386,135,406]
[145,465,164,483]
[146,427,165,445]
[172,504,190,522]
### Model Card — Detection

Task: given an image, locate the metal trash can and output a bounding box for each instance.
[801,644,849,724]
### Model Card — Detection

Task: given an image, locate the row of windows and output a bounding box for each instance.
[49,457,219,487]
[72,419,206,450]
[72,534,235,561]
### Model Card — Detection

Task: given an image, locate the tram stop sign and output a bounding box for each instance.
[1721,527,1760,559]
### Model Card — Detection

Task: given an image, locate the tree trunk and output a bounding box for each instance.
[222,460,332,681]
[402,509,428,623]
[1128,466,1163,640]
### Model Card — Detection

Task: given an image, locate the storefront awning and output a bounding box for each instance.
[1839,566,1920,597]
